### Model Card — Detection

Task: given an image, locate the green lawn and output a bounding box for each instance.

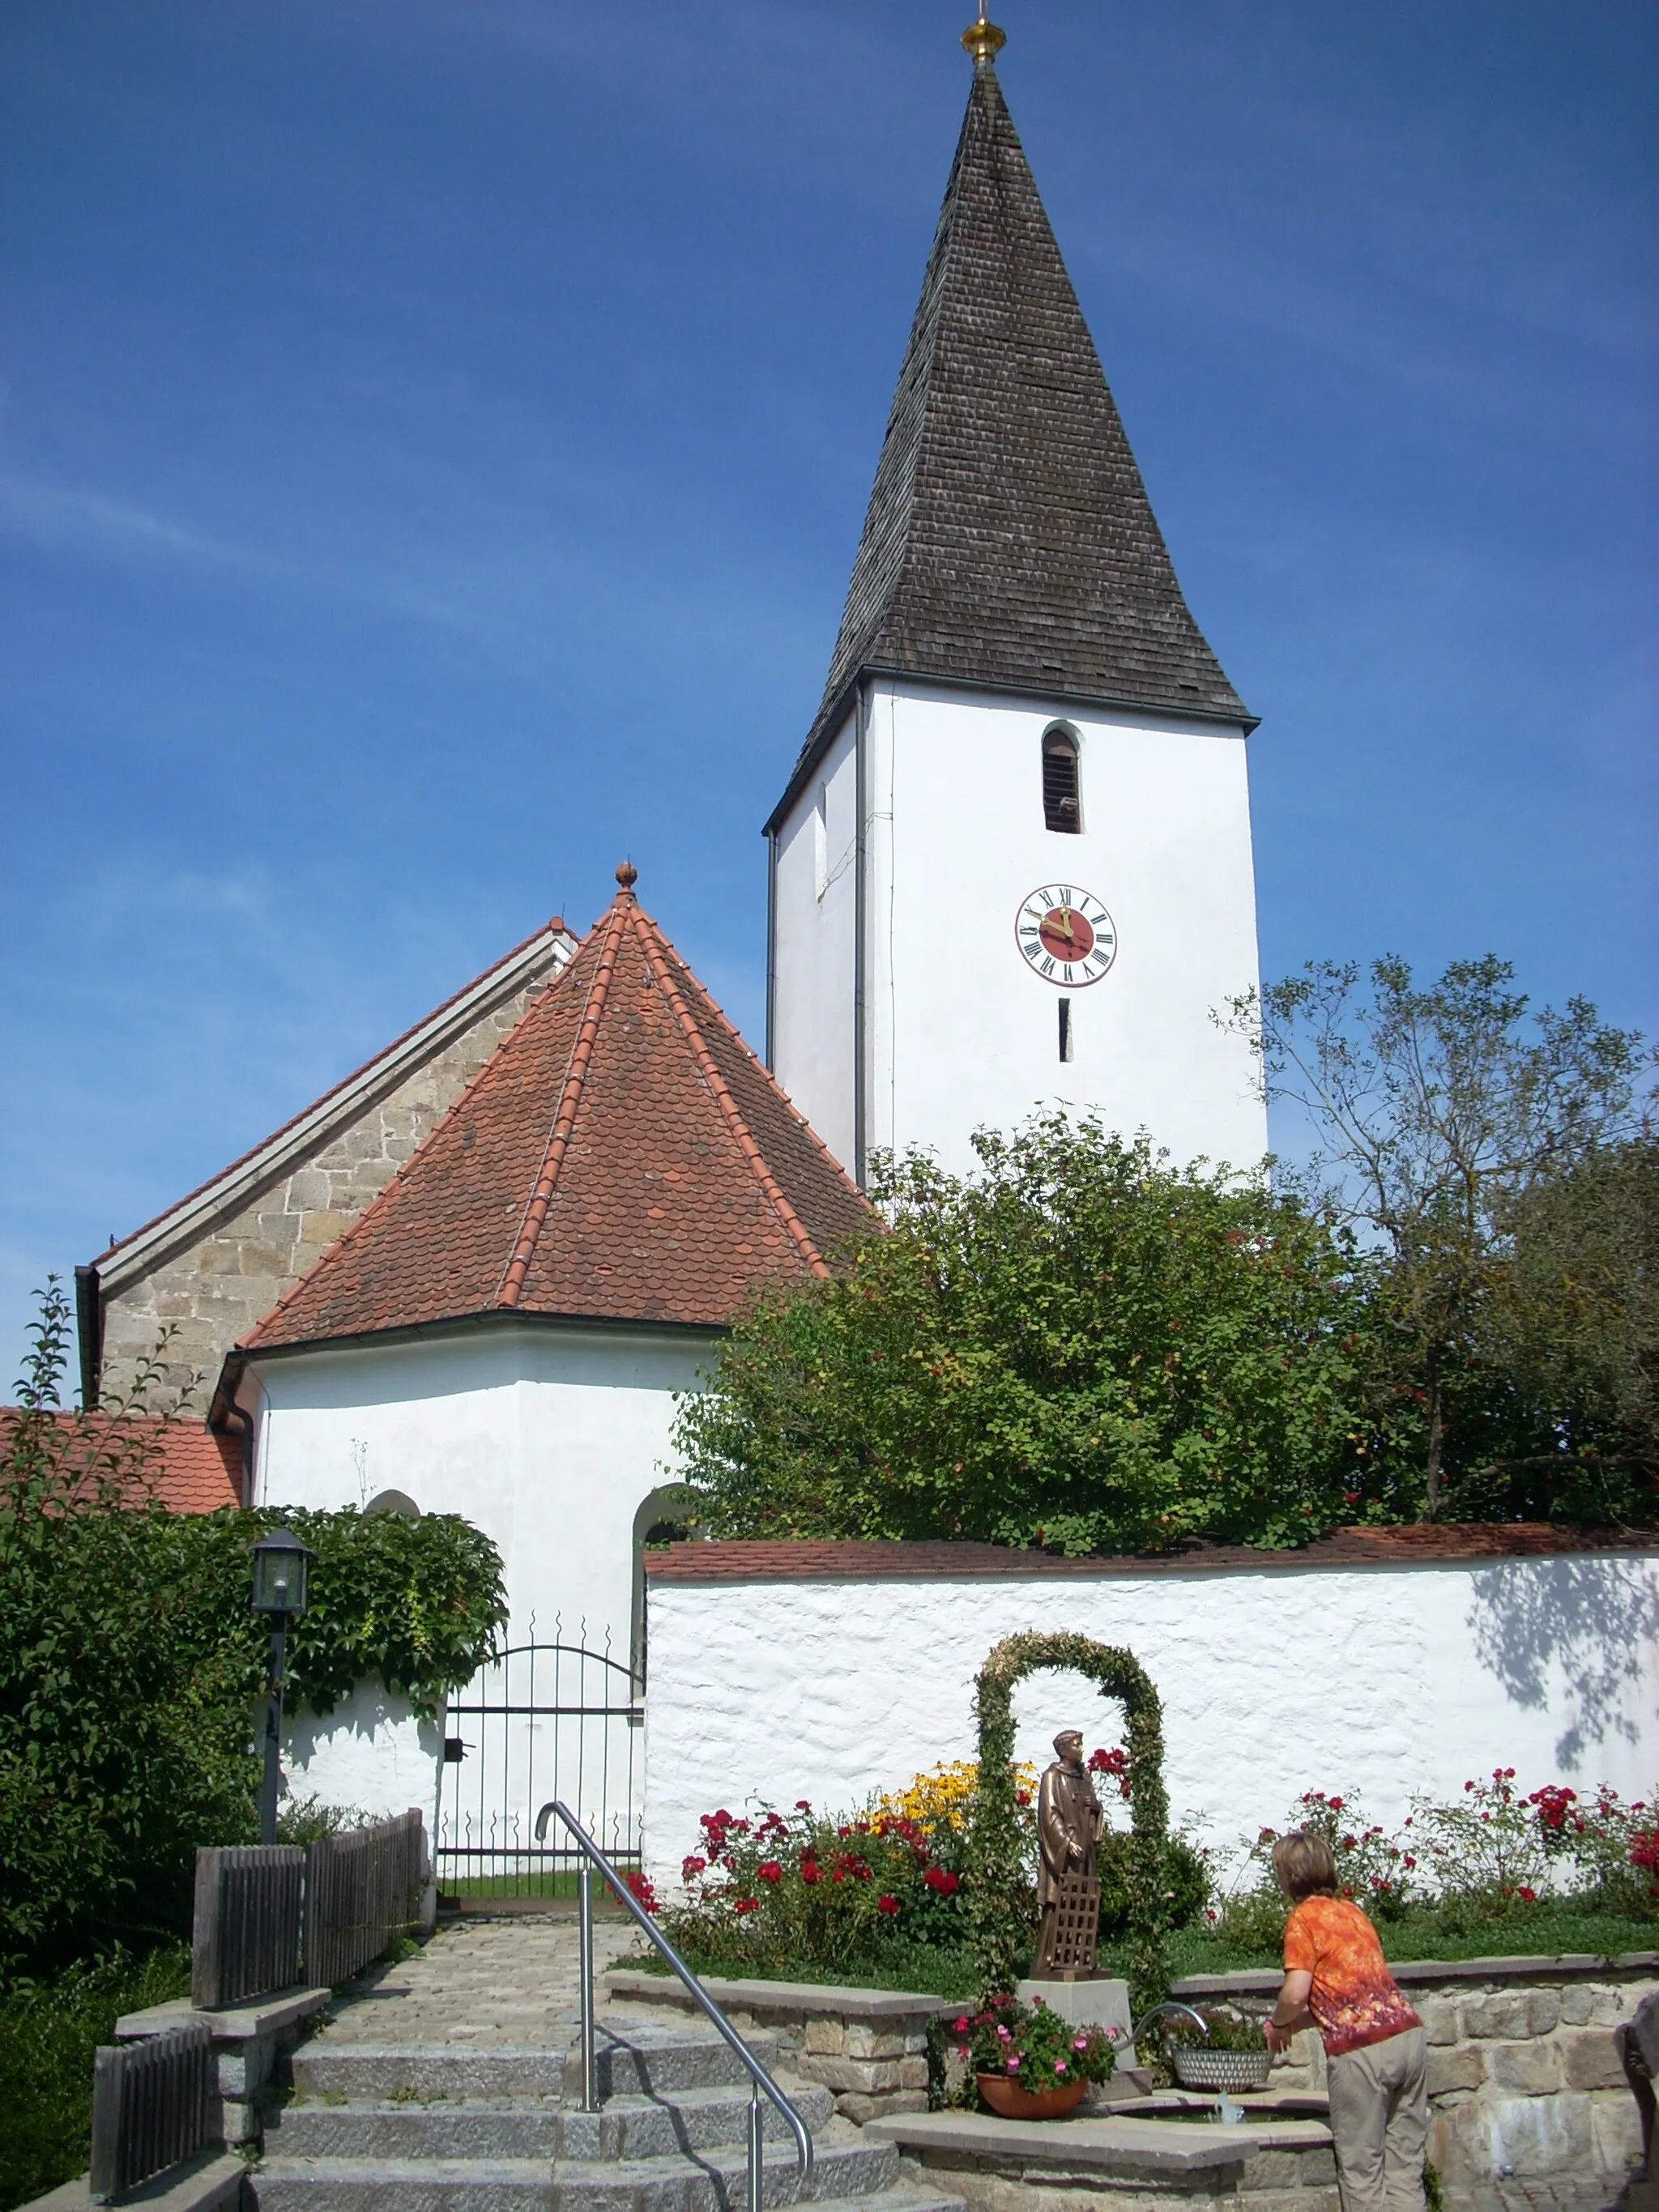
[0,1945,191,2212]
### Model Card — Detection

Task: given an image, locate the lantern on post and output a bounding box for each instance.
[249,1520,313,1847]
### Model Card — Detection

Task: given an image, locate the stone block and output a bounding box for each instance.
[1239,2146,1337,2188]
[1559,2027,1624,2092]
[845,2021,911,2059]
[1482,2089,1596,2177]
[194,1242,244,1276]
[1590,2090,1643,2176]
[1417,1996,1460,2046]
[1484,2039,1562,2095]
[257,1211,301,1247]
[838,2089,928,2124]
[804,2018,845,2056]
[1559,1985,1594,2027]
[1461,1992,1533,2040]
[1427,2044,1485,2095]
[298,1210,356,1246]
[285,1169,333,1211]
[798,2054,905,2093]
[1525,1987,1560,2035]
[897,2056,929,2090]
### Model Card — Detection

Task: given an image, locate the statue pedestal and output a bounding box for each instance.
[1017,1975,1137,2067]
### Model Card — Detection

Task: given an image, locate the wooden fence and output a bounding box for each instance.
[190,1811,425,2009]
[304,1809,424,1988]
[191,1844,304,2010]
[89,2021,211,2203]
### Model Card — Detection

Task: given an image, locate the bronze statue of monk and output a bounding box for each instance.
[1034,1728,1104,1973]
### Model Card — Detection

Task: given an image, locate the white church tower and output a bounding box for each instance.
[766,18,1267,1184]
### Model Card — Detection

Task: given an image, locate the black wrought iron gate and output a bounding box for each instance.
[436,1639,642,1898]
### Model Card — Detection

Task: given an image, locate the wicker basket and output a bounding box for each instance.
[1170,2046,1273,2094]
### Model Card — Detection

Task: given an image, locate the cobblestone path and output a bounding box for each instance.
[314,1913,641,2051]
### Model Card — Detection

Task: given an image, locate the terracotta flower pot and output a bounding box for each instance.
[975,2071,1089,2120]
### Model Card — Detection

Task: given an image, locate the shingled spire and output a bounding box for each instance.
[786,49,1247,797]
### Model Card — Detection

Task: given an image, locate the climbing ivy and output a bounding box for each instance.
[968,1630,1171,2014]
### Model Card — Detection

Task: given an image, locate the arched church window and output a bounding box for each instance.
[1042,727,1081,832]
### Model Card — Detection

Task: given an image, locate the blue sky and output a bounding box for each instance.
[2,0,1655,1389]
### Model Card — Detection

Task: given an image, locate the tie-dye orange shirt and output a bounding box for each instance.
[1283,1895,1422,2057]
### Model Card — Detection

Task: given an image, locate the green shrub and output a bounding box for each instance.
[0,1944,190,2212]
[1,1283,507,1975]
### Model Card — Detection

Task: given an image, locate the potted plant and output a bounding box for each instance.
[1161,2005,1272,2093]
[951,1993,1119,2120]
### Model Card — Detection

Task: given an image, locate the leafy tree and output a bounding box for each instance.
[1230,957,1652,1519]
[1457,1133,1657,1521]
[676,1119,1371,1554]
[1,1281,507,1975]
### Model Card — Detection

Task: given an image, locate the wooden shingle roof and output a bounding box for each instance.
[241,873,870,1351]
[774,59,1248,826]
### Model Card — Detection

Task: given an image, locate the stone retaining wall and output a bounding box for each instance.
[1175,1953,1657,2212]
[603,1970,953,2124]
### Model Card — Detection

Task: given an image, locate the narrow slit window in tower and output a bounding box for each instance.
[1058,999,1073,1063]
[1042,727,1081,833]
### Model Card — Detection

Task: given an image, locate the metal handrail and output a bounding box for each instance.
[535,1800,813,2211]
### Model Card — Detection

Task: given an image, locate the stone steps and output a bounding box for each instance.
[270,2084,836,2163]
[251,2013,965,2212]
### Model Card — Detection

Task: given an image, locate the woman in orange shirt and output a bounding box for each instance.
[1262,1831,1428,2212]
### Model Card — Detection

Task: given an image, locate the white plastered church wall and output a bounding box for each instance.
[770,710,859,1170]
[639,1556,1659,1893]
[284,1678,446,1831]
[250,1319,715,1647]
[770,681,1268,1184]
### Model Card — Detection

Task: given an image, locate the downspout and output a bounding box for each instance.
[74,1264,102,1412]
[852,681,868,1188]
[215,1352,258,1508]
[765,827,778,1071]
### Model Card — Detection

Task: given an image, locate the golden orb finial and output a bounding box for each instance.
[962,0,1005,66]
[616,859,638,892]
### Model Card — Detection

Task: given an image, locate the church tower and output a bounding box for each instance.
[765,17,1267,1184]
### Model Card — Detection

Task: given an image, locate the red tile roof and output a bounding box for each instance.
[242,873,871,1349]
[645,1525,1657,1583]
[0,1412,242,1513]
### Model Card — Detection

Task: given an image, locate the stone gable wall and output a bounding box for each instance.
[98,963,565,1408]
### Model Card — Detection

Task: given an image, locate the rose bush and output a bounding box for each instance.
[1208,1768,1659,1951]
[659,1796,972,1980]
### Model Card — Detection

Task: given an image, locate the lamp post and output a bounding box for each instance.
[250,1521,313,1846]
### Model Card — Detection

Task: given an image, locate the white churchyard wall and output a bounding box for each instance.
[247,1319,719,1656]
[639,1548,1659,1891]
[284,1676,445,1830]
[770,681,1267,1183]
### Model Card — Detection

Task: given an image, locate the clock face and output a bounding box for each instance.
[1015,884,1117,987]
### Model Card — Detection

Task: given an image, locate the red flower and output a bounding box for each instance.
[626,1871,660,1914]
[733,1896,760,1916]
[757,1860,783,1884]
[681,1854,708,1882]
[800,1860,822,1886]
[1516,1886,1537,1903]
[876,1894,900,1916]
[795,1799,812,1811]
[923,1868,959,1896]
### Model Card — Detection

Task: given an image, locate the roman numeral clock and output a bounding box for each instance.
[1015,885,1117,987]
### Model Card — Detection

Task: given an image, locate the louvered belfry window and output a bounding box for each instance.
[1042,727,1081,832]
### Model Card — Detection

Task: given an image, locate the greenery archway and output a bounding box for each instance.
[968,1631,1170,2011]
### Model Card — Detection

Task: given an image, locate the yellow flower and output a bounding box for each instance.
[873,1758,1038,1835]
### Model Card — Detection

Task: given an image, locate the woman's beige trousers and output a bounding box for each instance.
[1325,2025,1429,2212]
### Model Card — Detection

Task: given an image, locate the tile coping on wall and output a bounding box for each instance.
[604,1967,962,2018]
[644,1527,1657,1583]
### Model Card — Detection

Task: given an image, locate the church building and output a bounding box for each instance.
[77,27,1265,1677]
